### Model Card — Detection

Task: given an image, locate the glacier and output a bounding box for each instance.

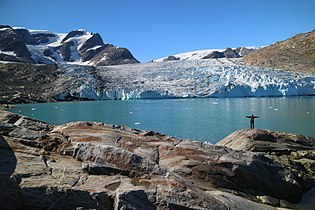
[53,58,315,100]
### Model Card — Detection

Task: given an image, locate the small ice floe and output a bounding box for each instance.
[306,112,310,115]
[18,110,21,112]
[269,106,273,109]
[130,111,133,114]
[60,109,64,112]
[274,108,278,111]
[31,108,36,111]
[134,122,140,125]
[54,106,58,109]
[213,101,219,105]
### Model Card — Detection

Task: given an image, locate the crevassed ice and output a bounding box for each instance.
[53,59,315,100]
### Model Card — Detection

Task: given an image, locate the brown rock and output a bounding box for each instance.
[0,109,314,209]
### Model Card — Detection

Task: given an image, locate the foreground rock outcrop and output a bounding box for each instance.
[0,109,314,209]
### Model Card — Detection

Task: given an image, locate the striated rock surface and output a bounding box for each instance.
[0,109,314,209]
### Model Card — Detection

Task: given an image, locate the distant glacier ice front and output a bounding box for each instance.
[54,58,315,100]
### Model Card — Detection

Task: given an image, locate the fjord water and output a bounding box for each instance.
[11,97,315,143]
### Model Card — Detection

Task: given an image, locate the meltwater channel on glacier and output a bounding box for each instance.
[10,97,315,144]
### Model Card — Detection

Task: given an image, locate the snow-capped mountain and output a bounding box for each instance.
[153,47,259,62]
[0,25,139,66]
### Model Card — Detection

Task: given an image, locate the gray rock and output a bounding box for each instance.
[14,116,52,131]
[9,127,44,140]
[0,122,16,135]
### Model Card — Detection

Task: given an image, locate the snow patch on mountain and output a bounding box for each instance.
[0,50,17,56]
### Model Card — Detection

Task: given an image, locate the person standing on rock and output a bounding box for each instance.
[246,114,259,129]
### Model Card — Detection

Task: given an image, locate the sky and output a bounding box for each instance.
[1,0,315,62]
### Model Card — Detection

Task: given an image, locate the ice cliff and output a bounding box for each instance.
[53,58,315,100]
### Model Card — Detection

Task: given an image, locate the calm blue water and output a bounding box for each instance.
[10,97,315,143]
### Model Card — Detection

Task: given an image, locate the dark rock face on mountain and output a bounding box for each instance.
[244,29,315,73]
[0,26,139,66]
[223,47,241,58]
[91,44,140,66]
[79,33,105,62]
[79,33,104,52]
[202,47,247,59]
[163,55,180,61]
[57,41,75,62]
[0,25,34,63]
[0,109,314,209]
[14,28,57,45]
[202,51,225,59]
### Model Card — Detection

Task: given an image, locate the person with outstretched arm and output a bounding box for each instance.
[246,114,259,129]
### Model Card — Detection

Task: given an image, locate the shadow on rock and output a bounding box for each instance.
[0,135,21,210]
[21,186,114,210]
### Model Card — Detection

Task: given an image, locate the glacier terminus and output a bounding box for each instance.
[53,58,315,100]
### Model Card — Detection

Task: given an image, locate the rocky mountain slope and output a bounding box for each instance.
[244,29,315,73]
[0,63,60,103]
[0,25,139,66]
[0,109,314,209]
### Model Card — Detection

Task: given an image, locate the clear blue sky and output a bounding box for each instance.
[1,0,314,62]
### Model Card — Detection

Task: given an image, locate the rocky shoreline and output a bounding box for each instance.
[0,108,314,209]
